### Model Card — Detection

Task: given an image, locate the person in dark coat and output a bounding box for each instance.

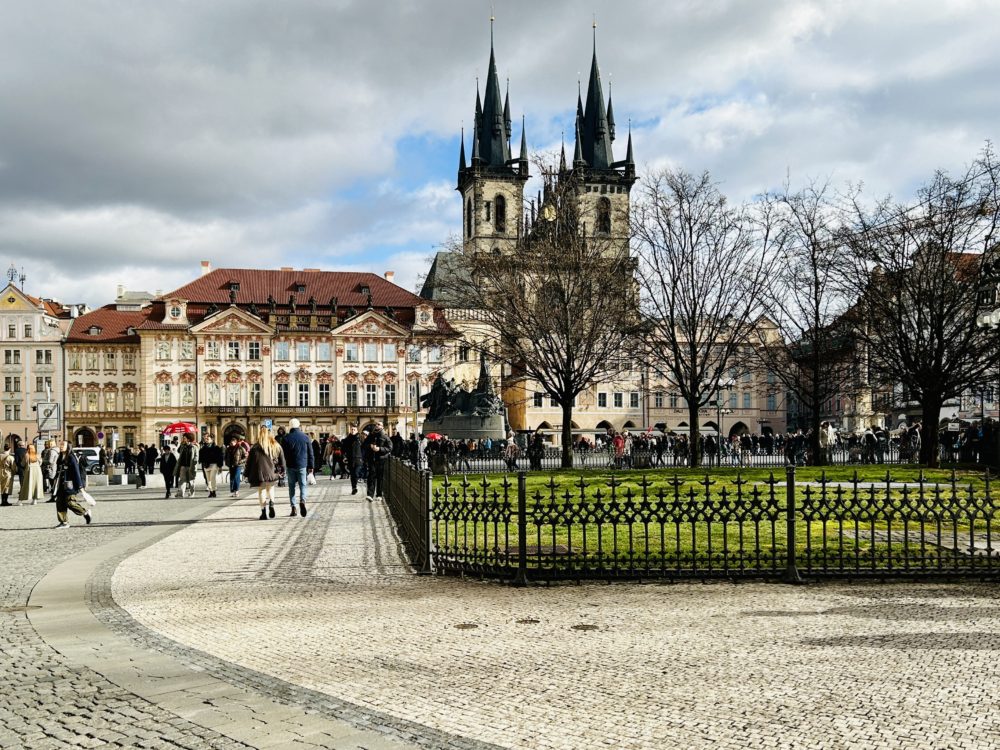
[281,418,314,517]
[390,428,405,458]
[362,422,392,501]
[311,434,323,475]
[159,446,177,499]
[340,425,363,494]
[55,441,90,527]
[199,435,224,498]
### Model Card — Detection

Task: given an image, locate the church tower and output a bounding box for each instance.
[562,26,636,253]
[457,23,530,256]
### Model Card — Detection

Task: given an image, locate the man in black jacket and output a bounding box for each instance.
[362,422,392,501]
[340,425,363,495]
[55,441,91,528]
[199,435,224,498]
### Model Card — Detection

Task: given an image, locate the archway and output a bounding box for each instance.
[622,420,637,430]
[728,421,750,438]
[73,427,97,447]
[596,420,614,431]
[703,420,719,435]
[223,422,246,444]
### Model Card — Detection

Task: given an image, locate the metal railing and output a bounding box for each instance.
[387,461,999,583]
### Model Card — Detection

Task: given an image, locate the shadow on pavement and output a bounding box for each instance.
[801,633,1000,650]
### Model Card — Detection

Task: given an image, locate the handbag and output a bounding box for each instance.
[80,489,97,507]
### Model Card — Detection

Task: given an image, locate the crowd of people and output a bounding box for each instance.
[1,436,93,527]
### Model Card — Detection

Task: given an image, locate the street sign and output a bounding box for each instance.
[263,419,273,429]
[97,431,105,441]
[36,402,61,433]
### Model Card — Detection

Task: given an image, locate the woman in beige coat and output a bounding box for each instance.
[18,444,44,505]
[0,442,15,506]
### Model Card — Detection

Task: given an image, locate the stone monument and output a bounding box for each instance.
[419,353,506,440]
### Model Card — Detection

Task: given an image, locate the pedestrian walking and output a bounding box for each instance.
[41,440,58,495]
[174,433,199,498]
[134,445,147,488]
[245,425,284,520]
[199,434,223,498]
[0,442,16,506]
[341,425,363,494]
[18,444,44,505]
[362,421,392,501]
[159,445,177,498]
[224,436,248,497]
[55,441,91,528]
[281,418,313,516]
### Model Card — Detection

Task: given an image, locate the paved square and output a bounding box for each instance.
[110,481,1000,749]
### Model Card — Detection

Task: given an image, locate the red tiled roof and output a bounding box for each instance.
[66,306,149,344]
[162,269,427,307]
[23,292,69,318]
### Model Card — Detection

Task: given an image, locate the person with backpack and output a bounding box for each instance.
[174,433,199,498]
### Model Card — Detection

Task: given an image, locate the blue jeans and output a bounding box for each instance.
[288,467,308,506]
[230,465,242,493]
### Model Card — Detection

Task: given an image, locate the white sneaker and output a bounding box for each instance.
[56,522,69,528]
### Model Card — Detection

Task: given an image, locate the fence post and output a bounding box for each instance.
[418,468,433,575]
[784,464,802,583]
[512,472,529,587]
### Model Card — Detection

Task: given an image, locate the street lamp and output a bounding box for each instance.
[715,379,735,444]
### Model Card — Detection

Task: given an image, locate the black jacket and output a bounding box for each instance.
[341,433,363,467]
[362,429,393,465]
[160,452,177,477]
[199,443,224,468]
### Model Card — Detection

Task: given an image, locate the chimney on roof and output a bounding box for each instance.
[303,268,320,272]
[200,260,211,276]
[116,284,124,298]
[384,271,395,283]
[280,267,292,272]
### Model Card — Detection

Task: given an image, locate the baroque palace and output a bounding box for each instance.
[62,265,454,447]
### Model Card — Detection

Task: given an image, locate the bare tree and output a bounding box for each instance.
[632,169,774,467]
[440,169,636,468]
[844,147,1000,466]
[754,181,859,465]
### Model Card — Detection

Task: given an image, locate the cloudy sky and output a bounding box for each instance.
[1,0,997,307]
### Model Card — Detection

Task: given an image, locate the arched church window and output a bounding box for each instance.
[597,197,612,235]
[466,198,473,238]
[495,194,507,233]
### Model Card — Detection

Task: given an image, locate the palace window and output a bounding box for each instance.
[407,345,421,363]
[767,394,777,411]
[179,341,193,360]
[156,383,171,407]
[156,342,170,360]
[428,346,442,364]
[69,352,81,371]
[296,342,310,361]
[182,383,195,406]
[654,392,664,408]
[613,392,623,409]
[729,392,738,409]
[345,343,359,362]
[3,350,19,365]
[123,351,135,370]
[408,381,420,408]
[277,383,289,407]
[104,351,116,370]
[207,382,221,406]
[85,352,98,370]
[364,343,378,362]
[274,341,290,361]
[87,392,98,411]
[365,383,378,407]
[6,325,14,338]
[316,342,331,361]
[123,392,135,412]
[70,392,81,411]
[23,324,32,338]
[298,383,310,407]
[598,392,608,408]
[227,341,240,361]
[206,341,220,360]
[743,392,752,409]
[385,383,396,408]
[670,393,679,408]
[346,383,358,407]
[226,383,239,406]
[248,341,261,360]
[383,343,397,362]
[630,392,640,409]
[318,383,330,407]
[249,382,261,407]
[105,391,117,411]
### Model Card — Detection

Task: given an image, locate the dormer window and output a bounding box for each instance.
[88,326,102,336]
[126,327,135,335]
[295,283,306,294]
[359,285,370,296]
[170,305,182,319]
[228,281,240,292]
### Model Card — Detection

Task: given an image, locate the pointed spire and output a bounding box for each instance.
[471,116,481,164]
[579,24,614,170]
[573,117,585,168]
[607,92,616,142]
[475,80,482,120]
[559,132,567,172]
[577,80,584,121]
[477,17,511,167]
[504,82,512,141]
[625,127,634,166]
[459,127,467,172]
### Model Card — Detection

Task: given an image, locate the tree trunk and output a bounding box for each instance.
[561,400,574,469]
[810,410,824,467]
[919,395,943,468]
[688,401,701,468]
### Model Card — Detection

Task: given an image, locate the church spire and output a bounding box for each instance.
[607,87,616,142]
[573,117,585,168]
[476,20,511,168]
[559,132,567,173]
[504,83,512,142]
[458,127,467,173]
[580,24,614,170]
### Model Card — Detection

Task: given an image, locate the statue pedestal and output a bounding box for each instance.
[422,414,506,441]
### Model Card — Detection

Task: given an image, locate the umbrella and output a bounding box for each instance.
[162,421,197,436]
[424,432,444,440]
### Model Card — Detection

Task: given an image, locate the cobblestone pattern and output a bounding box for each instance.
[0,491,254,750]
[113,481,1000,750]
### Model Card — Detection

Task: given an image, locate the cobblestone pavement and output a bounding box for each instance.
[112,480,1000,750]
[2,484,423,750]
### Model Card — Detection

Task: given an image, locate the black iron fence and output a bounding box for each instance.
[426,444,908,475]
[386,458,1000,582]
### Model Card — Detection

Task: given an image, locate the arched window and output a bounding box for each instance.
[466,198,473,238]
[495,194,507,233]
[597,197,612,235]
